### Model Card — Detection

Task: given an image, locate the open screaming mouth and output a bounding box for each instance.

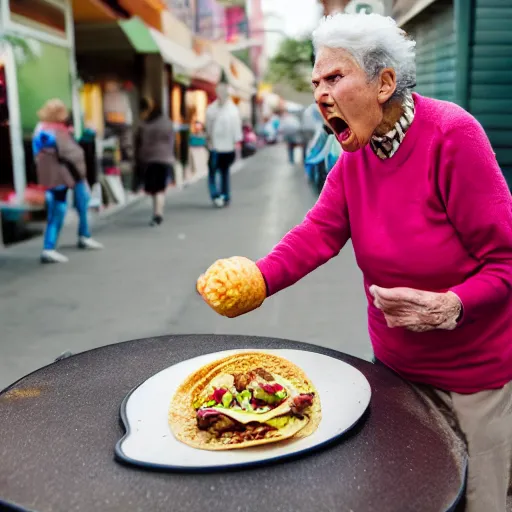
[329,117,351,142]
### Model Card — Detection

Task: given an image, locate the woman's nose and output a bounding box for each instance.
[313,85,326,105]
[315,92,335,114]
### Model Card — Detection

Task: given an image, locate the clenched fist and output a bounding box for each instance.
[196,256,267,318]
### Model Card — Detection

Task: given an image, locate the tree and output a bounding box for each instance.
[265,38,314,93]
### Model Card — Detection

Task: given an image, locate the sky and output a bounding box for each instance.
[262,0,322,38]
[261,0,322,56]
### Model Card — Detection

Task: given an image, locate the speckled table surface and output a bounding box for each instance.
[0,335,466,512]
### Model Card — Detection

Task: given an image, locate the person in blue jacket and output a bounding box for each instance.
[33,99,103,263]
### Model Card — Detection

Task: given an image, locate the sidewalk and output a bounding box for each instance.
[0,153,247,258]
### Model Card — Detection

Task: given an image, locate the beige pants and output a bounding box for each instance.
[414,381,512,511]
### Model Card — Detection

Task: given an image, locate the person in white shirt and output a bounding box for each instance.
[205,76,243,208]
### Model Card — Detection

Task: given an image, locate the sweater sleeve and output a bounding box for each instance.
[439,118,512,324]
[256,158,350,296]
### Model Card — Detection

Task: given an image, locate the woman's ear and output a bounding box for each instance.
[378,68,397,104]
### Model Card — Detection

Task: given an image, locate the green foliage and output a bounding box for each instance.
[265,38,314,92]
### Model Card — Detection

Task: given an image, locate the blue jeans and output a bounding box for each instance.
[287,143,295,164]
[73,180,91,239]
[43,187,68,250]
[208,151,235,202]
[42,181,91,251]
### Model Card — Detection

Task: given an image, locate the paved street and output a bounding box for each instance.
[0,144,371,390]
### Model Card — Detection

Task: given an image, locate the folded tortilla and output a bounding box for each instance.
[169,352,321,450]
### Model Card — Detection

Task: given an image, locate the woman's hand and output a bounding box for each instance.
[196,256,267,318]
[369,286,462,332]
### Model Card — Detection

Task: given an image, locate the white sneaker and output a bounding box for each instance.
[78,237,104,250]
[41,250,69,263]
[213,197,225,208]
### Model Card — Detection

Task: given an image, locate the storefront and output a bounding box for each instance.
[160,11,213,172]
[0,46,15,203]
[0,0,79,202]
[185,88,208,127]
[229,57,256,123]
[189,38,256,122]
[74,12,212,193]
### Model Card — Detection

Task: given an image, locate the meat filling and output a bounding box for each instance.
[197,412,275,441]
[253,367,274,381]
[233,373,251,392]
[228,423,275,443]
[233,367,275,392]
[196,410,223,430]
[290,393,314,416]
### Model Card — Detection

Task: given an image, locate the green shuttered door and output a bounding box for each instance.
[16,41,73,135]
[471,0,512,186]
[404,0,456,102]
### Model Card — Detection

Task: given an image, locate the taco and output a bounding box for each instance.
[169,352,321,451]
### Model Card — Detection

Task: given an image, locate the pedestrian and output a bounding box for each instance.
[279,110,302,164]
[301,102,324,160]
[136,96,175,226]
[205,73,242,208]
[262,116,277,144]
[103,79,134,163]
[33,99,103,264]
[241,121,257,158]
[197,13,512,511]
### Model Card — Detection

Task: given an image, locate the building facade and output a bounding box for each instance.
[166,0,196,29]
[195,0,226,39]
[0,0,79,202]
[246,0,264,79]
[318,0,350,15]
[399,0,512,187]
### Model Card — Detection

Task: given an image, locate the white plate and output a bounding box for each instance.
[115,349,371,471]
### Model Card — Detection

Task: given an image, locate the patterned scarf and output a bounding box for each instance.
[370,93,415,159]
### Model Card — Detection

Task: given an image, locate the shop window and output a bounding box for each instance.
[0,60,15,191]
[9,0,66,36]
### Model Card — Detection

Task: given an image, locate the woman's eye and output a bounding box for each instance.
[327,74,342,83]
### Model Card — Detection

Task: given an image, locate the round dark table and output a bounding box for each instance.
[0,335,466,512]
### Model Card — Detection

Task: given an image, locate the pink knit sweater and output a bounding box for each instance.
[256,93,512,393]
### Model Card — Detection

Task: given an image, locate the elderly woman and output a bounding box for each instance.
[33,99,103,263]
[196,13,512,511]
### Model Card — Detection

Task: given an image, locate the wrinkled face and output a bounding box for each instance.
[312,47,396,152]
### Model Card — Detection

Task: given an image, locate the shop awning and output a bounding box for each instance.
[118,0,165,31]
[393,0,438,26]
[195,40,256,100]
[148,28,212,74]
[72,0,119,23]
[118,17,158,53]
[117,17,212,73]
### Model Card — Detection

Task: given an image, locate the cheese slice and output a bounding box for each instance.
[205,400,292,424]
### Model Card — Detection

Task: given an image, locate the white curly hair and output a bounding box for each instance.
[312,12,417,101]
